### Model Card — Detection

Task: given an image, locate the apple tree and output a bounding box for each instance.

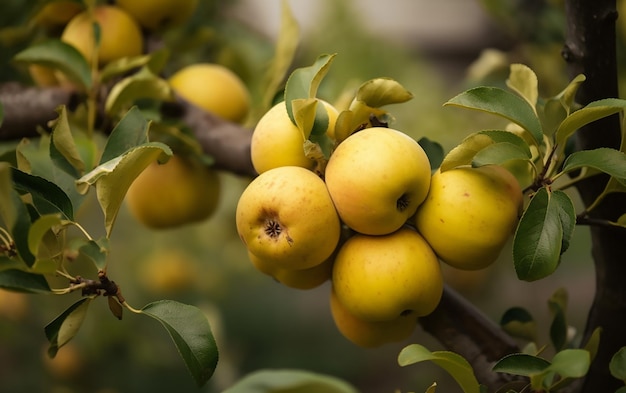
[1,1,626,393]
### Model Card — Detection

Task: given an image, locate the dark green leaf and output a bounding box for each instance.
[141,300,219,387]
[13,39,91,90]
[11,167,74,220]
[444,87,543,145]
[418,137,445,170]
[500,307,536,342]
[78,238,108,271]
[398,344,481,393]
[610,347,626,381]
[222,369,359,393]
[45,297,93,357]
[284,53,336,124]
[0,269,51,293]
[493,353,551,376]
[513,187,563,281]
[99,107,152,164]
[562,148,626,185]
[552,191,576,254]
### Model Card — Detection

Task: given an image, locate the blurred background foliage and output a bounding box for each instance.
[1,0,620,391]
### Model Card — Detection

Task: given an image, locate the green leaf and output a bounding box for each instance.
[492,353,551,376]
[76,142,172,237]
[13,39,91,90]
[441,132,495,171]
[258,0,301,113]
[291,98,321,140]
[610,347,626,381]
[398,344,481,393]
[100,50,168,82]
[583,327,602,364]
[506,63,538,110]
[615,386,626,393]
[559,74,586,115]
[444,87,543,145]
[11,167,74,220]
[500,307,537,342]
[27,213,62,256]
[50,106,85,178]
[561,148,626,185]
[546,349,590,379]
[418,137,445,170]
[548,288,569,351]
[105,68,174,116]
[473,142,532,167]
[78,238,108,271]
[556,99,626,149]
[284,53,336,124]
[355,77,413,108]
[552,191,576,254]
[99,106,152,164]
[141,300,219,387]
[222,369,359,393]
[45,297,93,357]
[513,187,563,281]
[0,269,51,293]
[0,162,18,228]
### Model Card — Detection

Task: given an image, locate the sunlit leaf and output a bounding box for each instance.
[398,344,481,393]
[45,297,93,357]
[0,269,50,293]
[506,63,538,110]
[444,87,543,145]
[50,106,85,178]
[284,53,336,124]
[513,187,563,281]
[441,132,494,171]
[555,99,626,149]
[355,77,413,108]
[27,214,62,256]
[76,143,172,237]
[222,369,359,393]
[492,353,551,376]
[13,39,91,90]
[546,349,590,378]
[291,98,320,140]
[583,327,602,364]
[559,74,586,115]
[105,68,174,116]
[610,347,626,381]
[141,300,219,387]
[561,148,626,185]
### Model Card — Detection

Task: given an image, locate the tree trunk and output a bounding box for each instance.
[563,0,626,391]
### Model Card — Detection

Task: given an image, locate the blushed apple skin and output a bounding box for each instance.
[332,228,443,322]
[414,165,523,270]
[324,127,431,235]
[236,166,341,271]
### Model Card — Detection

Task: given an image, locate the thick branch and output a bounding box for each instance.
[420,286,522,389]
[563,1,626,392]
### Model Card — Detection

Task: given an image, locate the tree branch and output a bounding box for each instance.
[563,1,626,392]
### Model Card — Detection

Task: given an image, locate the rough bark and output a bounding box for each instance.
[563,0,626,392]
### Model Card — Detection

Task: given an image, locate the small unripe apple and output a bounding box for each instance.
[332,228,443,322]
[414,165,523,270]
[330,288,416,348]
[61,5,143,66]
[125,155,220,229]
[236,166,341,271]
[324,127,431,235]
[169,63,250,123]
[251,100,338,174]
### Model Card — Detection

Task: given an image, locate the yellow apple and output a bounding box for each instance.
[332,228,443,322]
[138,249,198,294]
[251,100,339,174]
[324,127,431,235]
[169,63,250,123]
[125,155,220,229]
[247,250,333,290]
[32,1,83,29]
[330,287,417,348]
[61,5,143,66]
[414,165,523,270]
[236,166,341,270]
[116,0,198,31]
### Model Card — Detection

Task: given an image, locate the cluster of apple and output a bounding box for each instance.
[29,1,253,230]
[236,98,523,348]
